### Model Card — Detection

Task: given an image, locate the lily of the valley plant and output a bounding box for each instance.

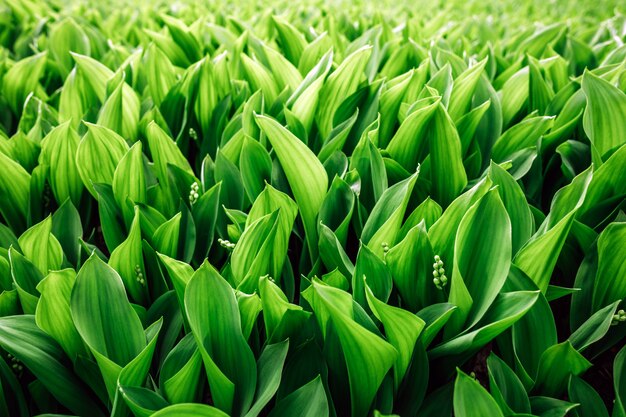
[0,0,625,416]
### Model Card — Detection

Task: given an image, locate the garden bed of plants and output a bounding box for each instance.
[0,0,625,415]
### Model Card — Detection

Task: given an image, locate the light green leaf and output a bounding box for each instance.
[255,114,328,259]
[581,70,626,158]
[185,262,257,416]
[76,123,129,198]
[454,369,504,417]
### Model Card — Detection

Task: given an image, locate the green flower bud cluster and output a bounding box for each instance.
[134,264,145,286]
[189,128,198,140]
[218,238,236,250]
[7,353,23,376]
[189,182,200,204]
[611,309,626,326]
[433,255,447,290]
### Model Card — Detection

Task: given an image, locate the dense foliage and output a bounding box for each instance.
[0,0,625,416]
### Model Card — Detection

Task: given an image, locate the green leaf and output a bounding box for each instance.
[316,46,372,138]
[488,162,534,254]
[492,115,554,162]
[568,300,621,352]
[151,404,229,417]
[8,247,42,314]
[76,123,129,198]
[2,52,47,115]
[119,386,169,417]
[568,376,609,417]
[591,222,626,312]
[113,142,146,224]
[533,342,592,397]
[255,114,328,259]
[303,279,396,417]
[514,213,574,293]
[185,262,257,416]
[231,210,279,291]
[446,188,512,334]
[40,122,83,206]
[159,333,203,404]
[108,207,148,304]
[487,353,531,415]
[365,284,424,388]
[448,58,487,121]
[245,340,289,417]
[70,254,146,397]
[453,369,504,417]
[427,103,468,206]
[386,98,439,171]
[361,172,417,257]
[240,137,272,202]
[267,375,328,417]
[97,72,140,142]
[0,151,30,233]
[259,275,310,342]
[431,290,539,358]
[152,213,182,259]
[581,70,626,158]
[0,315,105,417]
[35,269,86,360]
[17,216,63,275]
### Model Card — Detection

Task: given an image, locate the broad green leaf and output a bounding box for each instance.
[151,403,229,417]
[487,353,531,415]
[454,370,504,417]
[35,269,86,360]
[119,386,169,417]
[160,334,203,404]
[0,315,105,417]
[245,340,289,417]
[240,137,272,202]
[8,247,43,314]
[488,162,534,254]
[255,114,328,259]
[71,254,146,397]
[447,188,512,334]
[108,208,148,304]
[316,46,372,138]
[39,122,83,206]
[112,142,146,223]
[533,342,592,397]
[365,284,424,388]
[97,72,140,141]
[386,98,439,171]
[267,376,328,417]
[185,262,257,416]
[17,216,63,275]
[514,213,574,293]
[2,52,47,115]
[568,300,621,352]
[432,291,539,358]
[145,44,177,106]
[361,172,417,257]
[76,123,129,198]
[231,211,279,291]
[259,275,310,342]
[427,103,468,206]
[568,376,609,417]
[581,70,626,158]
[0,151,30,233]
[303,279,396,417]
[591,222,626,312]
